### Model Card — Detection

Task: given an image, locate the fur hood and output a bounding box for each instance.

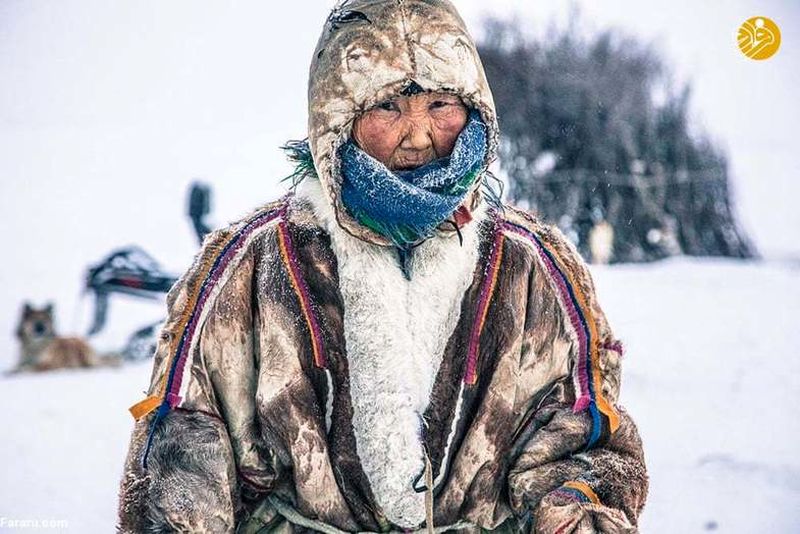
[307,0,499,247]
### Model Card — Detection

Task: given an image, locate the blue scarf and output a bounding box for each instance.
[339,109,487,250]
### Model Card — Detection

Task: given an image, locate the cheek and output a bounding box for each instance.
[353,115,403,165]
[432,110,468,156]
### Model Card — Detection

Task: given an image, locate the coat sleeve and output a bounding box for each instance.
[117,229,277,533]
[506,223,649,533]
[507,380,648,533]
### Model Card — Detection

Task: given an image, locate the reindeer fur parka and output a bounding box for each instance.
[117,1,648,532]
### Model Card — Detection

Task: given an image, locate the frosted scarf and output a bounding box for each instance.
[339,109,487,250]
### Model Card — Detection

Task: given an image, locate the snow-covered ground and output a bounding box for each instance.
[598,258,800,533]
[1,257,797,533]
[1,2,799,532]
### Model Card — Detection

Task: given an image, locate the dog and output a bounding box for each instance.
[10,302,120,373]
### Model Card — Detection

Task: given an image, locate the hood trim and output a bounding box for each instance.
[308,0,499,247]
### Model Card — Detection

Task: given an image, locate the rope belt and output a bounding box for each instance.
[266,456,473,534]
[424,449,435,534]
[267,496,473,533]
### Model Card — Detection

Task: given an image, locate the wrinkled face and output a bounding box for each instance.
[352,92,468,170]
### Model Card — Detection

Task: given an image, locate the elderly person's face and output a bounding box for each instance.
[352,92,468,171]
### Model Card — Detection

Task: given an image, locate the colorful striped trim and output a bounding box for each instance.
[463,217,505,385]
[602,339,625,356]
[551,488,590,504]
[559,481,601,505]
[131,203,288,467]
[277,219,328,368]
[130,204,287,423]
[129,197,328,468]
[502,220,620,447]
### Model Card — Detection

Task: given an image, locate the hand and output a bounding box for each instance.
[533,491,637,534]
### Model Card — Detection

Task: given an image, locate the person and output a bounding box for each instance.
[117,1,648,532]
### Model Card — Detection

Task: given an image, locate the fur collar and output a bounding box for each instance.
[296,178,488,528]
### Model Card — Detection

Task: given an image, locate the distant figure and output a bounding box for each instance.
[188,181,213,245]
[589,220,615,264]
[10,302,119,373]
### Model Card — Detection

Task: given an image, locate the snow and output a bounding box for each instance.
[597,258,800,533]
[1,257,798,532]
[0,362,151,533]
[1,1,798,532]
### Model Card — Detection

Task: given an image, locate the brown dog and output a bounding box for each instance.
[11,302,119,373]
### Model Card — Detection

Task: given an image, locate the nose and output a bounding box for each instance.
[399,119,433,152]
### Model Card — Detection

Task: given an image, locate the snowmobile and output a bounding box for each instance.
[83,182,212,361]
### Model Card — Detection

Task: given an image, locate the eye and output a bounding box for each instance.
[377,100,398,112]
[429,100,450,110]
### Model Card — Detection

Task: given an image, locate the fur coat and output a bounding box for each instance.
[118,1,648,532]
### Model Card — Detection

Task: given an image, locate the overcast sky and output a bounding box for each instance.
[1,0,798,362]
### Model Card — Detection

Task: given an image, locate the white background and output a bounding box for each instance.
[1,1,798,532]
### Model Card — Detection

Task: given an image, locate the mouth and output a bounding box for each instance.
[392,163,424,171]
[391,153,435,171]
